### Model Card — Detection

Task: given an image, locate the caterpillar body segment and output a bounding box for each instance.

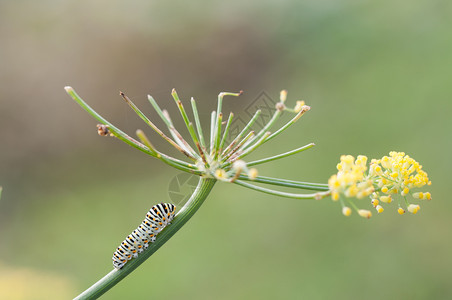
[112,203,176,269]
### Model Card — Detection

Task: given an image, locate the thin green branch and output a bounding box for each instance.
[346,198,360,212]
[234,180,330,200]
[119,91,195,160]
[190,97,207,150]
[65,87,157,157]
[221,131,255,162]
[246,143,315,166]
[213,113,223,159]
[243,108,281,150]
[262,105,310,145]
[237,175,329,191]
[65,87,200,174]
[215,91,242,124]
[147,95,173,127]
[171,90,195,137]
[73,178,216,300]
[147,95,196,156]
[135,129,158,156]
[209,111,216,154]
[213,91,242,157]
[231,131,271,162]
[171,90,203,161]
[136,130,201,174]
[218,112,234,154]
[222,109,261,157]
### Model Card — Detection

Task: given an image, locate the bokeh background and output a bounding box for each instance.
[1,0,451,299]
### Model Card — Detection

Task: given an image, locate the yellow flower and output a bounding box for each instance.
[370,152,431,198]
[379,195,392,203]
[280,90,287,102]
[375,205,384,213]
[215,169,228,180]
[358,209,372,219]
[408,204,420,214]
[248,168,258,180]
[342,207,352,216]
[294,100,306,113]
[329,151,432,218]
[328,155,373,202]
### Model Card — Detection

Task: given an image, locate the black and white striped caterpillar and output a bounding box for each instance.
[112,203,176,269]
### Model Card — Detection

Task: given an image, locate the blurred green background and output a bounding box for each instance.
[0,0,451,299]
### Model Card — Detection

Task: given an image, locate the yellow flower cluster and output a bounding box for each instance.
[328,151,432,219]
[328,155,374,201]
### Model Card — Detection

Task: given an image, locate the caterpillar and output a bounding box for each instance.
[112,203,176,269]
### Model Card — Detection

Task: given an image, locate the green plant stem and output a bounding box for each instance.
[222,110,261,157]
[147,95,197,156]
[213,113,223,159]
[246,143,315,167]
[237,175,329,191]
[213,91,242,157]
[243,110,281,150]
[221,131,255,163]
[174,99,203,159]
[218,112,234,154]
[74,177,216,300]
[262,106,310,145]
[234,180,330,200]
[135,130,201,174]
[190,97,207,150]
[65,87,200,174]
[65,87,154,156]
[233,131,271,161]
[120,92,196,160]
[210,111,216,154]
[171,90,202,156]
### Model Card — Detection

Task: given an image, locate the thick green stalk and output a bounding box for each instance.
[74,178,216,300]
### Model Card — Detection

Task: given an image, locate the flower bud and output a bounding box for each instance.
[294,101,305,113]
[248,168,258,180]
[358,209,372,219]
[280,90,287,102]
[380,195,392,203]
[342,207,352,216]
[375,205,384,213]
[407,204,420,214]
